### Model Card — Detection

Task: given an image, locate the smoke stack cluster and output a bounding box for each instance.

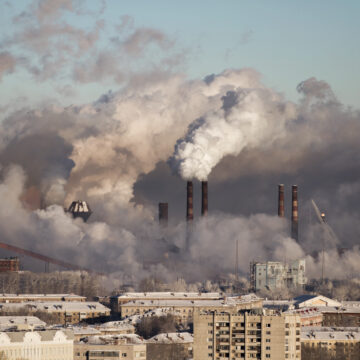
[291,185,299,242]
[278,184,285,218]
[201,181,208,216]
[158,202,168,227]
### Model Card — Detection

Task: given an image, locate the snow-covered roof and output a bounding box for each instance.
[294,295,341,308]
[302,328,360,341]
[0,293,85,300]
[0,316,46,330]
[147,332,193,344]
[0,301,110,313]
[78,334,145,345]
[113,292,221,300]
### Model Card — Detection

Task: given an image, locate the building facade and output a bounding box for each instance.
[193,310,301,360]
[0,329,73,360]
[250,260,306,292]
[0,257,20,272]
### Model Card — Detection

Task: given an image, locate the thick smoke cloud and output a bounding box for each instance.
[170,68,296,180]
[1,66,360,285]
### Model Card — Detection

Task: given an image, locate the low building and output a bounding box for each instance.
[73,323,135,341]
[0,329,73,360]
[0,315,46,330]
[146,332,193,360]
[293,295,341,308]
[0,257,20,272]
[74,334,146,360]
[250,259,307,292]
[193,309,301,360]
[0,301,110,325]
[110,292,222,314]
[302,327,360,355]
[0,293,86,303]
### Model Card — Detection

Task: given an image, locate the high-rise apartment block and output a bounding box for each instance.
[194,310,301,360]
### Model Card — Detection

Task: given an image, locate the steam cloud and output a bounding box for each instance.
[0,69,360,286]
[1,1,360,287]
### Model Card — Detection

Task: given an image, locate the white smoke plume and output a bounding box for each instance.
[170,68,296,180]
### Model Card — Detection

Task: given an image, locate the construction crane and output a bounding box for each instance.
[311,199,339,283]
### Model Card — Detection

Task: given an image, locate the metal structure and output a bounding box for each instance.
[186,181,194,223]
[68,200,92,222]
[158,202,168,227]
[278,184,285,218]
[0,241,93,273]
[311,199,339,283]
[291,185,299,241]
[201,181,208,216]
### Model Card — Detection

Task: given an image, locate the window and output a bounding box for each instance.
[266,324,271,328]
[266,331,271,335]
[266,339,271,343]
[266,355,270,358]
[266,346,271,350]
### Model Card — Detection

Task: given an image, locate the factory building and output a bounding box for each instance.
[0,257,20,272]
[193,309,301,360]
[250,259,307,292]
[0,329,74,360]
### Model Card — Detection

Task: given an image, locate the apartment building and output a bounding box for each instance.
[74,334,146,360]
[0,316,46,330]
[146,332,193,360]
[0,293,86,303]
[119,294,263,325]
[193,309,301,360]
[0,329,73,360]
[0,301,110,324]
[110,292,222,314]
[302,327,360,354]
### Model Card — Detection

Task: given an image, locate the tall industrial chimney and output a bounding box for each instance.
[186,181,194,223]
[158,202,168,227]
[201,181,208,216]
[278,184,285,218]
[291,185,299,241]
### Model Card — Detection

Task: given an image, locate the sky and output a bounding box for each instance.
[1,0,359,111]
[1,0,360,282]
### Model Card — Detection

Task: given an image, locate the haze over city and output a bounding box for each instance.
[0,0,360,285]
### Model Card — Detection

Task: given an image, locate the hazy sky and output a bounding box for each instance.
[1,0,359,110]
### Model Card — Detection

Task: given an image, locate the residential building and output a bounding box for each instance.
[0,316,46,331]
[74,334,146,360]
[0,293,86,303]
[110,292,222,314]
[120,294,263,325]
[0,329,73,360]
[0,301,110,324]
[146,332,193,360]
[193,309,301,360]
[302,327,360,355]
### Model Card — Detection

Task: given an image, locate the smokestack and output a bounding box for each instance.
[278,184,285,218]
[291,185,299,242]
[201,181,208,216]
[186,181,194,222]
[158,202,168,227]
